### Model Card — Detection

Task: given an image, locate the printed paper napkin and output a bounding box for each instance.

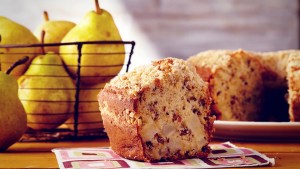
[52,142,275,169]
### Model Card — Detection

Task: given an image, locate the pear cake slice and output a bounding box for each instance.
[98,58,214,162]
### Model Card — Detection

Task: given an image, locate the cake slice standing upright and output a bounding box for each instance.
[98,57,214,162]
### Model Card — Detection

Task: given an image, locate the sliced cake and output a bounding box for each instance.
[98,57,214,162]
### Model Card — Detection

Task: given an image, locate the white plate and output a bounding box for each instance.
[213,120,300,142]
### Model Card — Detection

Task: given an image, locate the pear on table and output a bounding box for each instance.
[34,11,75,53]
[60,0,125,85]
[0,16,40,78]
[18,52,76,130]
[0,57,28,151]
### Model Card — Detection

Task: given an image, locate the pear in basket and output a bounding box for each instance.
[59,0,125,85]
[0,16,40,78]
[34,11,75,54]
[18,51,76,130]
[65,82,105,133]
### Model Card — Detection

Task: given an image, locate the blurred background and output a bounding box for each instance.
[0,0,298,69]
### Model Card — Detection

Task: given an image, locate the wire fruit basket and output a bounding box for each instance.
[0,40,135,142]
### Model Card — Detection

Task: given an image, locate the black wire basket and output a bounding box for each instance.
[0,40,135,142]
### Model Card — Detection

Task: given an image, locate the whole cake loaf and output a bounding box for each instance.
[187,49,264,121]
[98,57,214,162]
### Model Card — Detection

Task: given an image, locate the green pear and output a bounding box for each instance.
[0,16,41,78]
[0,70,27,151]
[18,52,76,130]
[59,0,125,85]
[34,11,76,53]
[65,82,105,133]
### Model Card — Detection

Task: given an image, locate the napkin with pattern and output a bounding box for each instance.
[52,142,275,169]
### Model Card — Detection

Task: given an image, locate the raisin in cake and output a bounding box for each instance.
[187,49,264,121]
[98,58,214,162]
[287,53,300,121]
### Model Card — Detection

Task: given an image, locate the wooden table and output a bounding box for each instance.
[0,138,299,168]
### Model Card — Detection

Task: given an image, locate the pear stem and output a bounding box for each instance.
[43,11,49,21]
[95,0,102,14]
[6,56,29,75]
[41,30,46,55]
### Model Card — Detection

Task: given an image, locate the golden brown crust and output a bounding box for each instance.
[98,88,148,161]
[101,112,147,161]
[195,67,213,82]
[98,87,137,112]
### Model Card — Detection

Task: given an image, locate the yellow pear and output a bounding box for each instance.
[0,16,40,78]
[0,58,27,151]
[60,0,125,85]
[34,11,75,53]
[65,82,105,133]
[18,52,76,130]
